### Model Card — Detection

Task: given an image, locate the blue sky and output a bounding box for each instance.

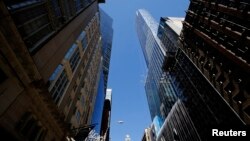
[100,0,189,140]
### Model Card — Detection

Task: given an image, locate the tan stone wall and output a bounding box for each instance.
[32,1,99,83]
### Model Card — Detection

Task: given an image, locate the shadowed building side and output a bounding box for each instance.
[0,0,107,140]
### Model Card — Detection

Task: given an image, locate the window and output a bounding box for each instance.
[19,15,50,37]
[75,0,83,12]
[16,112,46,141]
[49,65,69,105]
[75,110,81,124]
[4,0,44,11]
[51,0,62,17]
[64,44,80,72]
[77,31,88,49]
[48,65,63,86]
[25,24,53,50]
[81,95,84,106]
[0,68,7,84]
[69,49,80,72]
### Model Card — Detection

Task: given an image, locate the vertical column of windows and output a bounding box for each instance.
[48,65,69,104]
[64,44,81,72]
[75,110,81,124]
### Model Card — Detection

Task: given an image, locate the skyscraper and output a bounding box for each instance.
[136,9,177,121]
[154,16,201,141]
[157,0,249,140]
[90,7,113,132]
[137,4,249,140]
[0,0,108,140]
[100,8,114,91]
[180,0,250,125]
[90,8,113,140]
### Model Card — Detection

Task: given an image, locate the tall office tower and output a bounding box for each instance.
[100,89,112,141]
[136,9,177,121]
[91,71,105,134]
[156,100,200,141]
[90,8,113,138]
[100,8,113,91]
[155,17,201,141]
[0,0,106,140]
[181,0,250,124]
[157,0,249,140]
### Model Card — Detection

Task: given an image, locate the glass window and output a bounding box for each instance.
[75,110,81,124]
[75,0,82,12]
[64,44,80,72]
[51,0,61,17]
[64,44,77,60]
[48,64,63,86]
[69,48,80,72]
[4,0,43,11]
[16,112,45,141]
[77,31,88,49]
[49,66,69,104]
[81,95,84,106]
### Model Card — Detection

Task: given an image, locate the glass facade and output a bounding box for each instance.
[156,100,201,141]
[136,9,179,120]
[90,9,113,138]
[91,71,105,134]
[161,47,246,140]
[100,8,114,90]
[3,0,96,52]
[152,116,163,136]
[48,65,69,104]
[156,1,248,139]
[136,9,164,120]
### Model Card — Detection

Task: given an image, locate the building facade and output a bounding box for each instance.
[136,9,176,120]
[156,0,249,140]
[0,0,107,140]
[91,71,105,134]
[141,126,156,141]
[138,3,249,140]
[156,100,200,141]
[99,8,113,91]
[180,0,250,125]
[90,8,113,140]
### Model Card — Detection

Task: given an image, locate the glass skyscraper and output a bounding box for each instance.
[156,1,249,140]
[136,9,165,120]
[138,6,248,140]
[91,8,113,139]
[136,9,178,121]
[100,8,114,91]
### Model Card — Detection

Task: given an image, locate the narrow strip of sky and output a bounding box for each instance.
[100,0,189,141]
